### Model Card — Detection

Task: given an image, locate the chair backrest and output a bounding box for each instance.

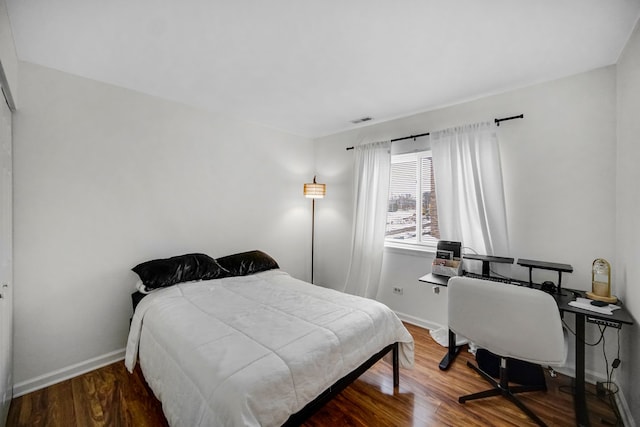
[448,276,565,366]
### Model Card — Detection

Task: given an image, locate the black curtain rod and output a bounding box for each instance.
[345,132,428,151]
[345,114,523,150]
[390,131,430,143]
[494,114,524,126]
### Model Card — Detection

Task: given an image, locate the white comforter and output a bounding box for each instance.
[125,270,414,427]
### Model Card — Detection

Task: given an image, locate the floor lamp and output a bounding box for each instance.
[304,176,326,284]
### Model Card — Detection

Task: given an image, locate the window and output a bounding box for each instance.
[385,151,440,247]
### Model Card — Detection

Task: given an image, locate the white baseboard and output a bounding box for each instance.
[13,348,125,398]
[394,310,443,331]
[615,386,636,427]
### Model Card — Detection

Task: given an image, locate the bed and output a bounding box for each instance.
[124,251,414,427]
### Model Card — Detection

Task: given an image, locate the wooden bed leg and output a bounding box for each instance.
[393,342,399,388]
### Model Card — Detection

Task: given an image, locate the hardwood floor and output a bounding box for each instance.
[7,323,620,426]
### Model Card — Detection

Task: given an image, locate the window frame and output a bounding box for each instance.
[384,150,439,252]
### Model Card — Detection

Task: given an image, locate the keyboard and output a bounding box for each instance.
[464,272,524,285]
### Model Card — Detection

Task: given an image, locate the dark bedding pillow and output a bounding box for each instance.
[216,250,279,276]
[132,253,230,290]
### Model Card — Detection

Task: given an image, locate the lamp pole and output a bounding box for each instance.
[303,176,325,284]
[311,197,316,284]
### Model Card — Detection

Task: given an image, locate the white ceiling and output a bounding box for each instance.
[6,0,640,138]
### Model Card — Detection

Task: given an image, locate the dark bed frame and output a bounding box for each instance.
[131,292,401,426]
[282,342,400,426]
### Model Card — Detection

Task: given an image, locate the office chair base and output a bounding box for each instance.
[460,360,549,427]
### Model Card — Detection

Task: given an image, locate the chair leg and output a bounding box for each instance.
[458,358,549,427]
[459,387,502,403]
[503,391,548,427]
[459,361,502,403]
[466,361,499,387]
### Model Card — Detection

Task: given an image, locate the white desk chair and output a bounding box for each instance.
[448,276,566,427]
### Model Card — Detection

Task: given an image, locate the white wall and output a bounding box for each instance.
[315,66,619,380]
[616,18,640,425]
[12,61,314,389]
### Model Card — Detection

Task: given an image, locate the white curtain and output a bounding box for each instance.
[343,141,391,299]
[431,122,510,258]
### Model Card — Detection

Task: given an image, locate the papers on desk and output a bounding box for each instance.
[568,298,621,315]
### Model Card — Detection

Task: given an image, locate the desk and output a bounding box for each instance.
[556,289,633,427]
[419,273,634,427]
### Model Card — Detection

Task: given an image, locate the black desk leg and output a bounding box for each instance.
[575,313,590,427]
[439,329,461,370]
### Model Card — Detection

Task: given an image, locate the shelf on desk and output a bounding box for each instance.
[517,258,573,273]
[516,258,573,295]
[463,254,514,277]
[464,254,515,264]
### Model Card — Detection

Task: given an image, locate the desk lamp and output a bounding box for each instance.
[587,258,617,303]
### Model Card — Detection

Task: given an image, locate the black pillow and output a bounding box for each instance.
[132,253,230,290]
[216,250,279,276]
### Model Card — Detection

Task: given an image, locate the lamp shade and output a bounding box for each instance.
[304,177,326,199]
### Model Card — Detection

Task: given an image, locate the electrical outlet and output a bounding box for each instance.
[393,287,403,295]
